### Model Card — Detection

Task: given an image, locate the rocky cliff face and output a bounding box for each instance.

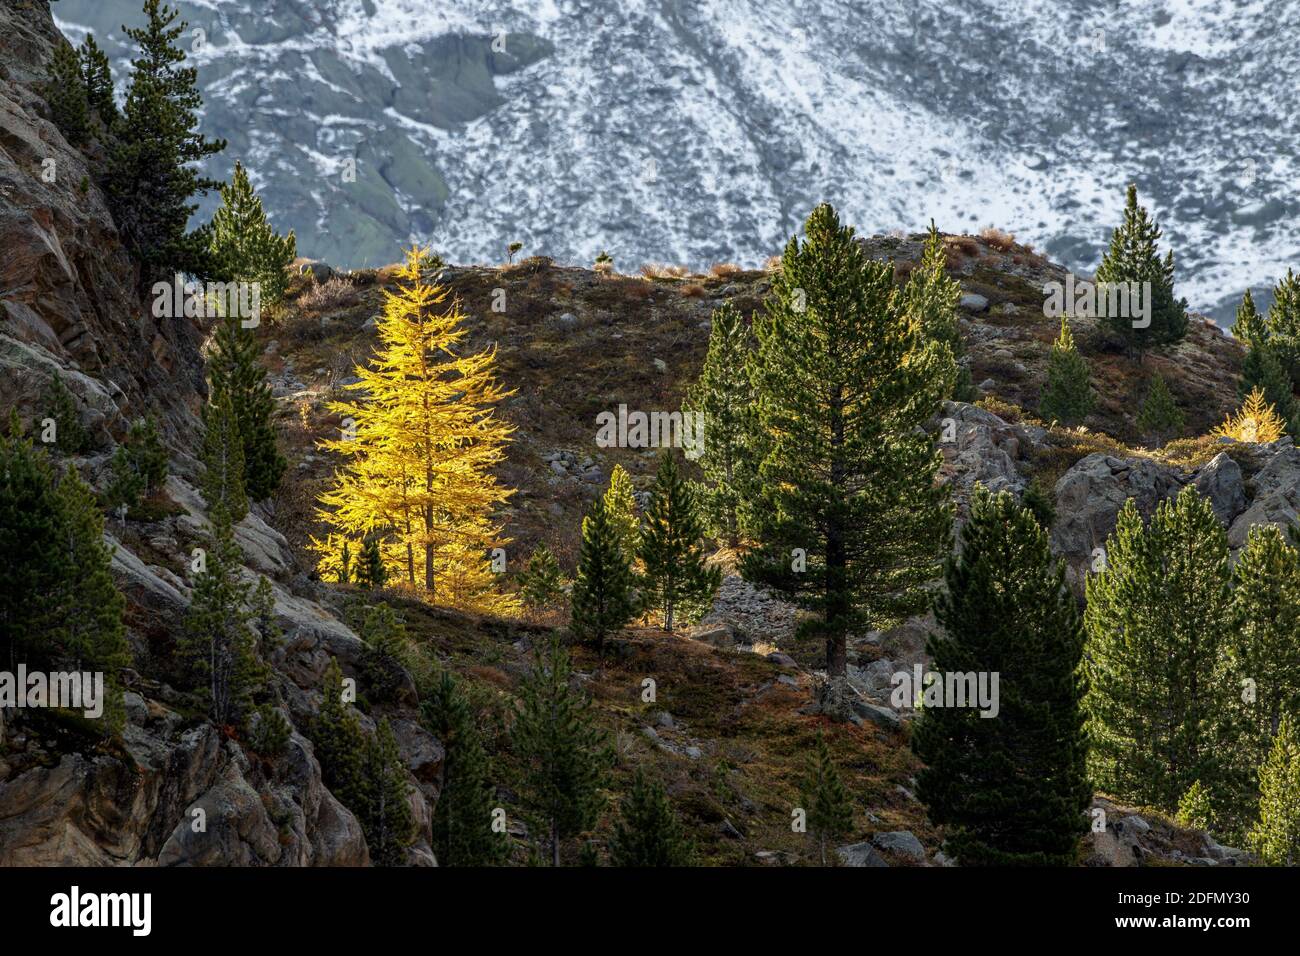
[0,0,437,866]
[0,0,206,456]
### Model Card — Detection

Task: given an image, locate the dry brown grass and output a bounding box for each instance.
[708,262,742,279]
[299,275,359,312]
[681,283,708,298]
[763,254,783,273]
[949,236,980,257]
[640,262,691,280]
[979,227,1017,252]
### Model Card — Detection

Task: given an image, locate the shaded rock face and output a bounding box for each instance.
[935,400,1034,511]
[1051,453,1184,589]
[0,0,206,453]
[0,522,430,865]
[1228,442,1300,548]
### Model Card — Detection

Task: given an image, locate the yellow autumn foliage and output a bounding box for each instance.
[311,246,519,616]
[1214,387,1286,444]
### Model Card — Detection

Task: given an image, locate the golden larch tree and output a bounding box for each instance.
[312,247,519,615]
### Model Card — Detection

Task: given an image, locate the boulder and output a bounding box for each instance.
[1228,444,1300,548]
[872,830,926,862]
[299,260,335,282]
[1052,453,1183,587]
[836,842,890,867]
[934,401,1028,504]
[1193,452,1246,526]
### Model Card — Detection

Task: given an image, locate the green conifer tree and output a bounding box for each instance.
[1231,289,1267,347]
[179,509,267,727]
[914,486,1090,865]
[903,221,975,401]
[1039,316,1095,425]
[569,498,637,652]
[1264,269,1300,383]
[208,160,297,310]
[1135,373,1184,445]
[355,535,387,591]
[740,203,955,676]
[425,671,508,866]
[45,41,89,146]
[339,539,352,584]
[512,636,610,866]
[681,301,761,548]
[0,418,68,670]
[128,416,168,495]
[1095,183,1188,358]
[1177,780,1214,831]
[1247,714,1300,866]
[106,0,226,280]
[799,731,855,866]
[517,543,566,618]
[1020,479,1056,531]
[637,452,721,632]
[601,465,640,563]
[364,717,416,866]
[1084,488,1235,816]
[207,312,285,501]
[103,445,144,518]
[41,373,89,455]
[608,769,694,866]
[200,391,248,522]
[51,464,131,687]
[355,602,413,703]
[313,657,369,814]
[79,35,118,127]
[1222,526,1300,830]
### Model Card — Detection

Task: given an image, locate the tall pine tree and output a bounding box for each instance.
[106,0,226,280]
[902,222,974,401]
[1,417,130,729]
[569,497,638,652]
[208,160,297,310]
[1039,316,1094,425]
[1095,184,1188,358]
[200,391,248,522]
[425,671,508,866]
[1247,714,1300,866]
[79,35,118,128]
[517,543,566,619]
[637,452,721,633]
[364,717,416,866]
[913,486,1090,865]
[178,509,268,727]
[1223,526,1300,831]
[1263,269,1300,383]
[1231,288,1267,347]
[608,769,693,866]
[601,464,640,564]
[208,312,285,501]
[1084,488,1235,816]
[681,302,761,548]
[313,657,370,817]
[1135,372,1184,445]
[799,731,855,866]
[45,41,90,147]
[740,203,954,676]
[512,637,610,866]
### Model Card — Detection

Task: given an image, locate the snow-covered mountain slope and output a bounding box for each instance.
[55,0,1300,324]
